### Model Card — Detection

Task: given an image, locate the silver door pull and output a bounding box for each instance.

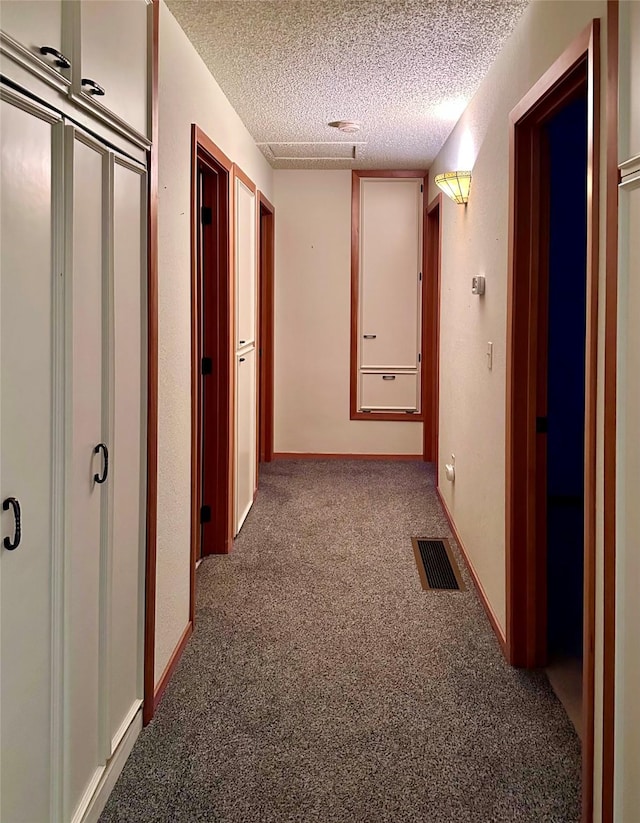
[382,375,396,380]
[363,334,377,339]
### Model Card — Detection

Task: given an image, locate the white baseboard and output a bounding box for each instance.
[81,706,143,823]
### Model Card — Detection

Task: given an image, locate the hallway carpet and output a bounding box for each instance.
[101,460,581,823]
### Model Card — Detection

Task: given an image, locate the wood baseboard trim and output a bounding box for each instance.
[273,452,423,461]
[153,622,193,712]
[436,486,508,657]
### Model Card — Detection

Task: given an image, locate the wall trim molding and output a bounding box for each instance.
[436,486,508,656]
[273,452,423,461]
[153,622,193,712]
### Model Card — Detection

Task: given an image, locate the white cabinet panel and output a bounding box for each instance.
[0,92,61,823]
[235,177,256,349]
[360,179,421,370]
[78,0,149,139]
[235,348,256,535]
[360,372,419,412]
[0,0,67,74]
[65,128,108,822]
[108,157,146,753]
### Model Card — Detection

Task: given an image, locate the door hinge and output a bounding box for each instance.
[200,504,211,523]
[418,353,421,363]
[420,184,423,193]
[536,416,548,434]
[201,356,212,375]
[201,206,212,225]
[419,271,422,281]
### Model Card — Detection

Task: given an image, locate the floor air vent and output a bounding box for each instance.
[411,538,465,591]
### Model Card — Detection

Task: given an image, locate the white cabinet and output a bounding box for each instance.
[235,349,256,535]
[0,0,68,77]
[360,372,419,412]
[75,0,149,141]
[235,175,257,348]
[0,86,147,823]
[0,88,63,823]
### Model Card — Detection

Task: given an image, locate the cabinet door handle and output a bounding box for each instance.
[82,78,106,96]
[239,357,246,363]
[363,334,377,339]
[382,375,396,380]
[239,340,246,345]
[94,443,109,484]
[39,46,71,69]
[2,497,21,551]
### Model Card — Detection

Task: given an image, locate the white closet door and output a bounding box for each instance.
[78,0,149,138]
[108,157,146,754]
[235,177,256,349]
[0,1,65,72]
[0,91,62,823]
[359,178,421,369]
[235,349,256,534]
[65,127,109,822]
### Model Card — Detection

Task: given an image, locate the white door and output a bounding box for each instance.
[0,0,68,76]
[235,176,256,349]
[235,349,256,534]
[64,126,109,822]
[0,89,63,823]
[108,155,146,755]
[77,0,149,139]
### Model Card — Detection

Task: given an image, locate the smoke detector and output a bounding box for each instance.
[328,120,361,134]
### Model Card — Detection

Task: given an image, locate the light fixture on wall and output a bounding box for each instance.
[434,170,472,205]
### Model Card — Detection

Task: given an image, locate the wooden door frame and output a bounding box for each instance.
[505,20,600,822]
[423,194,442,465]
[257,192,275,465]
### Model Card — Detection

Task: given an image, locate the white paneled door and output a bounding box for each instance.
[235,177,256,349]
[0,89,63,823]
[235,349,256,535]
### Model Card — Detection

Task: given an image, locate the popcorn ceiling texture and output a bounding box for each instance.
[165,0,530,169]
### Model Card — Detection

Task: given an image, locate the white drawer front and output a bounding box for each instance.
[360,372,419,412]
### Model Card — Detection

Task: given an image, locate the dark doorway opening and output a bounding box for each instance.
[423,194,441,464]
[258,193,275,467]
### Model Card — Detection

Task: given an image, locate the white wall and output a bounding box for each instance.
[155,1,274,684]
[273,170,423,455]
[427,0,608,815]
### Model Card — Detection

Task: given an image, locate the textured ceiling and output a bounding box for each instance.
[167,0,531,169]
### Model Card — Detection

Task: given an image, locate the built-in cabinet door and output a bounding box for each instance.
[77,0,149,140]
[65,126,109,823]
[0,0,68,77]
[359,178,421,370]
[235,176,256,349]
[0,89,63,823]
[235,349,256,534]
[108,156,146,755]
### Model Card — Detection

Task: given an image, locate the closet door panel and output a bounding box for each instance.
[0,1,64,71]
[235,349,256,534]
[108,158,146,751]
[235,178,256,349]
[360,179,421,369]
[0,94,59,823]
[66,130,107,821]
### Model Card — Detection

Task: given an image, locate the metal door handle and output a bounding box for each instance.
[2,497,21,551]
[239,357,246,363]
[382,375,396,380]
[239,340,246,345]
[94,443,109,484]
[363,334,377,339]
[82,78,105,96]
[39,46,71,69]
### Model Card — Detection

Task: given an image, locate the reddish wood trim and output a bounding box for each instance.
[192,126,233,173]
[273,452,423,460]
[258,192,275,464]
[436,487,508,656]
[505,20,599,823]
[350,170,428,422]
[190,127,198,623]
[602,3,619,820]
[423,194,442,464]
[143,0,159,728]
[233,163,257,194]
[153,622,193,712]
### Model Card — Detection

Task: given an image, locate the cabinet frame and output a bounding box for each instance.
[350,169,429,421]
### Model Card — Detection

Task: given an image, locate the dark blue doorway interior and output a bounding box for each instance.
[545,94,588,664]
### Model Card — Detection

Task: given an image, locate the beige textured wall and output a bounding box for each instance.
[155,1,273,684]
[273,169,423,455]
[427,0,607,815]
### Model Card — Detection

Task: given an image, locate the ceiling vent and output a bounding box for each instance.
[258,141,367,162]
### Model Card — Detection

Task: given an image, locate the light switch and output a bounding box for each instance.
[487,341,493,370]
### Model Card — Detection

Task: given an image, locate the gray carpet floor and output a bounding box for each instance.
[101,460,581,823]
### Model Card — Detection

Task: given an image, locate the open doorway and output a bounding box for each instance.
[190,125,234,584]
[505,21,599,821]
[257,193,275,468]
[423,194,441,464]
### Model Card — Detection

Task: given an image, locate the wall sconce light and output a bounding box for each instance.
[434,170,472,205]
